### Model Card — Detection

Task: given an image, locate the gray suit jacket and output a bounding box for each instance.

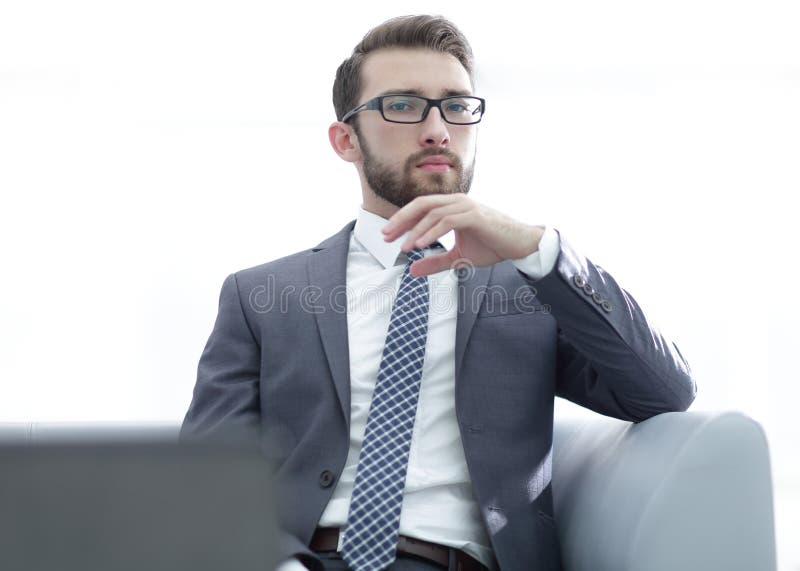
[181,220,696,570]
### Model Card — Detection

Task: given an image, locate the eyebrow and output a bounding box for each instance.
[376,88,473,98]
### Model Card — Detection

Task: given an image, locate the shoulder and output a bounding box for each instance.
[234,249,313,285]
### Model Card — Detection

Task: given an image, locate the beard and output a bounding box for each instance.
[357,128,475,208]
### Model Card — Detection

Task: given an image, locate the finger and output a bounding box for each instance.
[382,195,460,241]
[412,211,474,251]
[409,251,458,278]
[400,202,470,251]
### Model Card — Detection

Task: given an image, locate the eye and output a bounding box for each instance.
[388,102,413,112]
[445,102,468,113]
[382,96,423,115]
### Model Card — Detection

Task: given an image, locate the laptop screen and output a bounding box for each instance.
[0,442,278,571]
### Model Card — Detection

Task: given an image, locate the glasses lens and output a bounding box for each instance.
[381,95,427,123]
[442,97,483,124]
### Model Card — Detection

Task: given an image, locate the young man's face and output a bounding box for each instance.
[352,48,479,209]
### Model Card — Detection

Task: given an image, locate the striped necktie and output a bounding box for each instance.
[342,247,430,571]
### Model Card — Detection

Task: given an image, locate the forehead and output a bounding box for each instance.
[359,48,473,102]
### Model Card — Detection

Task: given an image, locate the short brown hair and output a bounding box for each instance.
[332,15,475,122]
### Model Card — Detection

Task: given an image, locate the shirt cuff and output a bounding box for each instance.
[275,558,309,571]
[510,226,559,279]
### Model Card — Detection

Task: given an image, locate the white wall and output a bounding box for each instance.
[2,0,798,568]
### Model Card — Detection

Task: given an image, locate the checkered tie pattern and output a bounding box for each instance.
[342,247,430,571]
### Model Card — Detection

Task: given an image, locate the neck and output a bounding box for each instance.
[361,191,400,221]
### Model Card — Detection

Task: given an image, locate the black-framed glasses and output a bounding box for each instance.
[341,94,486,125]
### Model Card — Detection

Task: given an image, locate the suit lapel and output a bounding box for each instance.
[307,221,356,429]
[455,265,492,381]
[307,219,494,424]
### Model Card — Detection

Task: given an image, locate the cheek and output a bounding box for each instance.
[368,124,408,155]
[455,129,478,160]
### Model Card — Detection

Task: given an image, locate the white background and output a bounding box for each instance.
[1,0,798,568]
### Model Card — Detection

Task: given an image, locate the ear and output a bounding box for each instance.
[328,121,363,163]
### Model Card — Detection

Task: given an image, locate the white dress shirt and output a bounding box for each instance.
[278,208,559,571]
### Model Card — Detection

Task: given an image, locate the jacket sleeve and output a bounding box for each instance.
[520,232,697,422]
[179,273,323,570]
[180,273,262,445]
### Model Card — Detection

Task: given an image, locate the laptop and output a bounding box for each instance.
[0,439,278,571]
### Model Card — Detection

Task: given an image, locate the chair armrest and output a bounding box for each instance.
[552,411,777,571]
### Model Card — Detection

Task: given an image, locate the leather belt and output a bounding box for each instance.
[310,527,488,570]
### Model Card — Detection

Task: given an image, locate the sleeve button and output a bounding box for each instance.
[573,274,586,288]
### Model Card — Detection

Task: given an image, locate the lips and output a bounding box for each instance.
[416,155,454,173]
[417,155,453,167]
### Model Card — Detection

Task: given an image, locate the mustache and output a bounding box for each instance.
[404,148,463,171]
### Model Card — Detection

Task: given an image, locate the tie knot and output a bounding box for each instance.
[406,248,425,263]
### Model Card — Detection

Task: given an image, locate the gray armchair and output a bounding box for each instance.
[0,410,777,570]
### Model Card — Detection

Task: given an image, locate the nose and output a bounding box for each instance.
[418,106,450,148]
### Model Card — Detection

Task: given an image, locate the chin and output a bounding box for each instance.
[412,171,454,191]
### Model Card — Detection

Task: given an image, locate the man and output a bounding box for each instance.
[181,15,696,571]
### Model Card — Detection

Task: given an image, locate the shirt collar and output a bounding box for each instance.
[353,206,454,269]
